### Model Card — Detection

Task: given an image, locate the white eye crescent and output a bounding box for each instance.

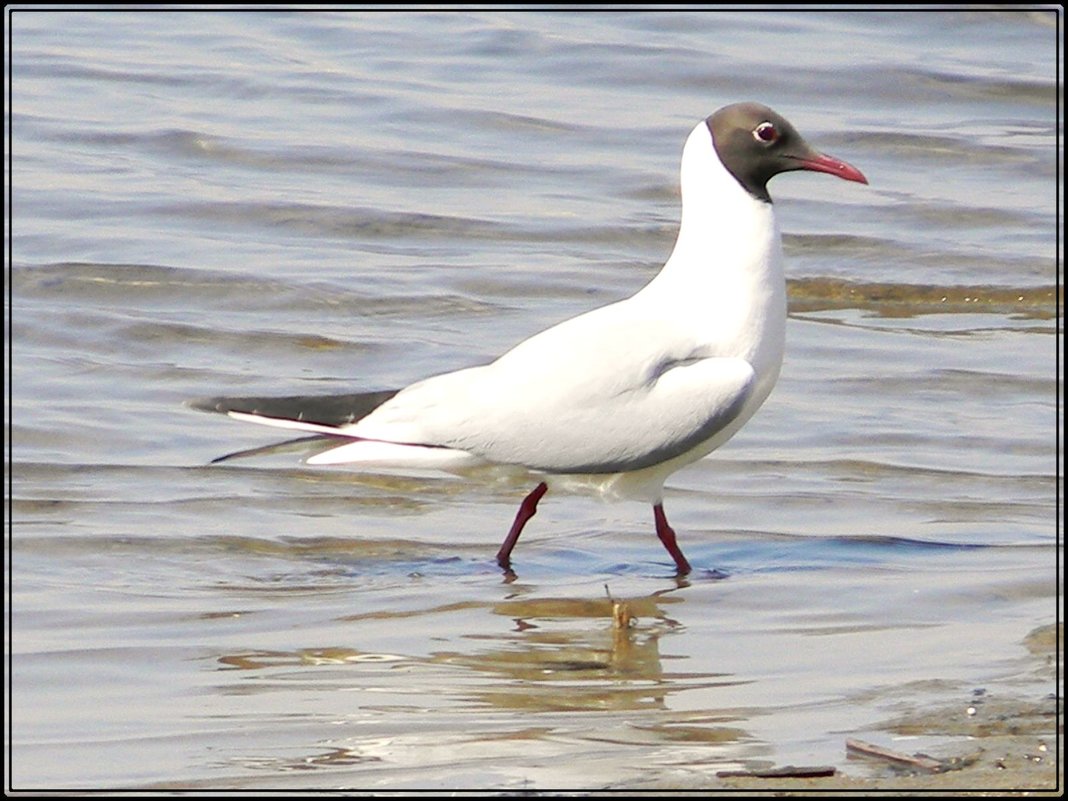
[753,121,779,143]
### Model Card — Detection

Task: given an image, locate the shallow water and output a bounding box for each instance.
[8,8,1061,791]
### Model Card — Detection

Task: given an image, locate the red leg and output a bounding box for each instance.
[496,482,548,569]
[653,503,692,575]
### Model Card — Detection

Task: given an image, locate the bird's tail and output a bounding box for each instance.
[188,389,399,462]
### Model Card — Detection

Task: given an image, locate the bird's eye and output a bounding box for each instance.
[753,122,778,143]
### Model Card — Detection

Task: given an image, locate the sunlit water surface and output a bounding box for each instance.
[9,8,1060,791]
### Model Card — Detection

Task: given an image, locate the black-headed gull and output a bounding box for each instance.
[192,102,867,575]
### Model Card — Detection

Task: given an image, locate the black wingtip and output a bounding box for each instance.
[187,396,230,415]
[185,389,400,427]
[207,434,339,464]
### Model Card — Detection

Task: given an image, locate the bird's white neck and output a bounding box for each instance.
[638,121,786,363]
[634,120,787,393]
[649,122,782,290]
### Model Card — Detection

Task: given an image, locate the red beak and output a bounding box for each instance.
[797,151,868,185]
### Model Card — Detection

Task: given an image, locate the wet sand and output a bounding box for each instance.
[686,623,1061,794]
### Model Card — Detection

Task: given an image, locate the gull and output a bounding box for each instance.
[191,102,868,575]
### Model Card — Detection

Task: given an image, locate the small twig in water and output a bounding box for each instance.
[845,738,945,772]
